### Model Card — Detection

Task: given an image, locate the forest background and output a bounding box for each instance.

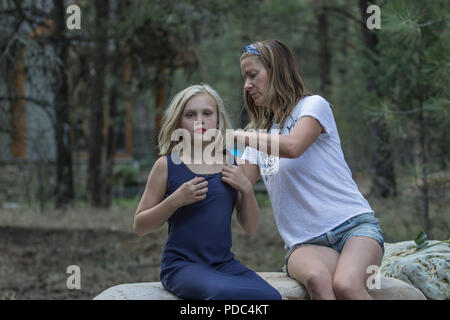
[0,0,448,299]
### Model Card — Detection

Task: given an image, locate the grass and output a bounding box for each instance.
[1,182,448,241]
[368,192,449,242]
[0,175,448,299]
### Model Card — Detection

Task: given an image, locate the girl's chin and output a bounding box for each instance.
[191,136,214,144]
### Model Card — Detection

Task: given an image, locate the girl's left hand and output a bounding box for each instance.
[221,164,252,194]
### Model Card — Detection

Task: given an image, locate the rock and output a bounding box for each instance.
[255,272,309,300]
[94,282,178,300]
[379,240,450,300]
[367,277,426,300]
[93,272,425,300]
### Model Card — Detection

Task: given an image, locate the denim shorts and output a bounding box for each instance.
[284,212,384,277]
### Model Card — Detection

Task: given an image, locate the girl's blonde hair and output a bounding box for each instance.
[241,40,311,130]
[158,84,232,156]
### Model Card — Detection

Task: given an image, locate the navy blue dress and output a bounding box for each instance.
[160,154,281,300]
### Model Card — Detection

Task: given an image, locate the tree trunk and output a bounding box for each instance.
[87,0,109,207]
[101,42,123,208]
[7,43,27,158]
[124,41,133,157]
[359,0,397,198]
[52,0,74,208]
[315,0,332,97]
[101,78,119,208]
[418,93,431,236]
[338,0,350,77]
[154,66,166,157]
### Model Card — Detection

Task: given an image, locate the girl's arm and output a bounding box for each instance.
[221,163,260,235]
[134,156,208,236]
[234,116,323,159]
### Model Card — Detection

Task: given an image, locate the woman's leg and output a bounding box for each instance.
[287,245,340,300]
[332,236,383,300]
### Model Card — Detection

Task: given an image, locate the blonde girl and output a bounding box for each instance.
[134,84,281,300]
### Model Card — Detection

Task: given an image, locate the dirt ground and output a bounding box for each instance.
[1,184,448,300]
[0,206,285,300]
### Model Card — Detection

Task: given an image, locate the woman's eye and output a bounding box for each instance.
[185,113,193,118]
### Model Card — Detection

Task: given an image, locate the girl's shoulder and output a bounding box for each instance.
[145,156,168,190]
[155,155,168,166]
[151,156,168,175]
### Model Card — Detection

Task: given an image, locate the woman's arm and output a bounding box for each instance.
[134,156,208,236]
[234,116,323,159]
[221,163,260,235]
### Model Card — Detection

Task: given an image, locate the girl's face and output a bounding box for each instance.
[240,55,269,107]
[180,93,218,139]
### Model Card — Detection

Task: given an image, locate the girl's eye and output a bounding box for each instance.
[204,111,212,116]
[185,113,194,118]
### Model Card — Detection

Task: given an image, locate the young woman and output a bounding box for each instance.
[134,84,281,300]
[236,40,384,300]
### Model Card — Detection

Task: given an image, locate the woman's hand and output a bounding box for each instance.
[221,164,252,194]
[172,176,208,207]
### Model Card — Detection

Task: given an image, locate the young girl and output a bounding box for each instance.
[133,84,281,300]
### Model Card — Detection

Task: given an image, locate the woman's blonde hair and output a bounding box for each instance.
[158,83,232,156]
[241,40,311,130]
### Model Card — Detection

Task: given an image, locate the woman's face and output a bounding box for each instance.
[240,56,269,107]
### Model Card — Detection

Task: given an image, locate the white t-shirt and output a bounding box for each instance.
[242,95,373,249]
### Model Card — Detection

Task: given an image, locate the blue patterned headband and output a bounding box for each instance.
[242,44,260,56]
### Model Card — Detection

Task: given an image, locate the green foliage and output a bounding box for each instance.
[414,231,428,248]
[369,0,449,180]
[1,0,448,220]
[414,231,450,251]
[255,193,271,208]
[113,165,140,186]
[112,197,140,209]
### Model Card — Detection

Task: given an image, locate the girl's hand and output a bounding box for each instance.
[221,164,252,194]
[173,176,208,207]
